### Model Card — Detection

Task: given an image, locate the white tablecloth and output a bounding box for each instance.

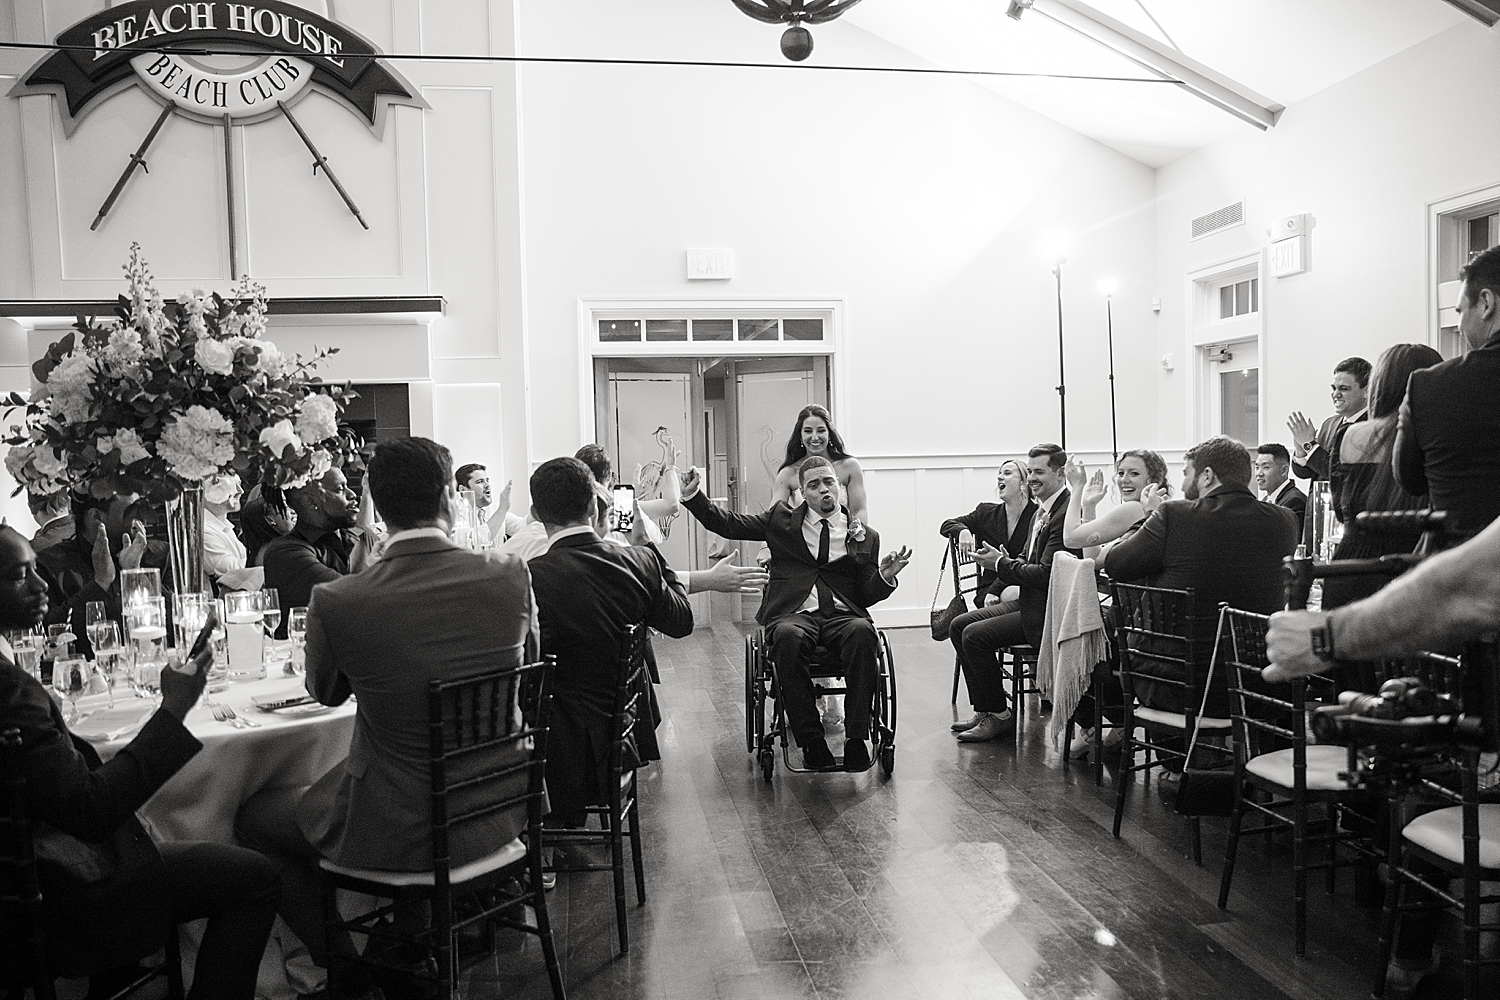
[96,673,357,1000]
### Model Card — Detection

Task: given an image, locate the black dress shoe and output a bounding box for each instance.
[842,739,871,772]
[802,738,837,770]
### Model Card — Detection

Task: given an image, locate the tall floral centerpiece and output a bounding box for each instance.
[4,244,350,594]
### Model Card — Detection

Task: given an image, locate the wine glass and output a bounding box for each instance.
[260,589,281,638]
[52,655,86,724]
[85,601,111,655]
[92,622,125,709]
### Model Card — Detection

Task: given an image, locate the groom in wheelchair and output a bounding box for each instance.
[681,456,911,771]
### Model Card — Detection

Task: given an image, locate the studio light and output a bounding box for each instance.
[729,0,865,62]
[1006,0,1036,21]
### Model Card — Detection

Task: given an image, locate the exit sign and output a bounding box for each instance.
[686,249,733,281]
[1270,236,1305,277]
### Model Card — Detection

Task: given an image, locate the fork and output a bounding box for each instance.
[207,701,244,728]
[219,702,260,728]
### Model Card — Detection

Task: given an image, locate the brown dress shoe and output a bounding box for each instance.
[956,713,1015,742]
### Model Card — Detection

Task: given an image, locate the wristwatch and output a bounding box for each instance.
[1310,617,1337,662]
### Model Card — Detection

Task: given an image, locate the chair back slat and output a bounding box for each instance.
[426,657,554,885]
[1108,582,1202,707]
[1221,607,1310,758]
[611,624,652,780]
[948,537,982,601]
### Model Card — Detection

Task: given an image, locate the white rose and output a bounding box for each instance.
[32,448,67,477]
[112,428,151,466]
[296,394,339,444]
[195,337,234,375]
[259,419,301,460]
[4,444,33,480]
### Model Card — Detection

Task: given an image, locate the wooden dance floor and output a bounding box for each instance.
[469,622,1484,1000]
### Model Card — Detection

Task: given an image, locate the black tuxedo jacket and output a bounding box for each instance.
[1292,412,1365,482]
[528,533,692,824]
[1271,480,1307,535]
[0,655,200,975]
[986,488,1081,647]
[682,492,896,625]
[1394,333,1500,536]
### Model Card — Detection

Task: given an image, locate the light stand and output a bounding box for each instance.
[1052,258,1067,448]
[1105,290,1118,467]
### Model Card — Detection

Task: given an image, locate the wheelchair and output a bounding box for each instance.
[744,624,898,781]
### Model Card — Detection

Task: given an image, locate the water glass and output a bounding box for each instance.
[10,629,42,680]
[224,591,265,681]
[175,592,214,652]
[127,597,168,693]
[287,606,309,674]
[92,622,126,708]
[47,622,77,663]
[52,655,86,723]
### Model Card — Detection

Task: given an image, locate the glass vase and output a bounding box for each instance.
[166,486,206,596]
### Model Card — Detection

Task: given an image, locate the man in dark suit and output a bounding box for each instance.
[955,443,1080,743]
[1287,357,1370,483]
[0,525,278,999]
[1394,244,1500,539]
[237,437,536,998]
[679,455,911,771]
[27,489,73,553]
[527,457,694,820]
[1254,443,1306,534]
[260,466,381,637]
[1105,436,1299,716]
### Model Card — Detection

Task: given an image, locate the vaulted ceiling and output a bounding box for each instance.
[840,0,1469,166]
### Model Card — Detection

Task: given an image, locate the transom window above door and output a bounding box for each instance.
[597,317,825,344]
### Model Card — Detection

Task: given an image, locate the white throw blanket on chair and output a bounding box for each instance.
[1036,552,1107,743]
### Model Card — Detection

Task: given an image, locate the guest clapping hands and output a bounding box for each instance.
[1061,451,1171,558]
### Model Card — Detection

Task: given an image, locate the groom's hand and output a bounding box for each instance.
[879,545,912,583]
[681,466,704,499]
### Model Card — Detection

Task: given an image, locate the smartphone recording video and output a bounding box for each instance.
[613,484,635,532]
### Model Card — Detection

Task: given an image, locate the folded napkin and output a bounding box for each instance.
[71,700,156,743]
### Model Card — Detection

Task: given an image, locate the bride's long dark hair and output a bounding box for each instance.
[779,404,851,470]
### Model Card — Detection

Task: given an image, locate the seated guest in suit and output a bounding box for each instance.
[1288,357,1370,483]
[456,462,526,546]
[954,444,1079,743]
[1394,244,1500,539]
[679,456,911,770]
[1104,435,1299,718]
[236,437,537,999]
[261,465,381,637]
[38,491,150,659]
[940,459,1036,612]
[526,457,694,823]
[0,525,279,999]
[27,489,73,553]
[1254,443,1306,534]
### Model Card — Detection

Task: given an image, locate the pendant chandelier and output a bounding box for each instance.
[729,0,865,61]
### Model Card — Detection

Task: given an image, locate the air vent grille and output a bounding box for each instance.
[1192,201,1244,241]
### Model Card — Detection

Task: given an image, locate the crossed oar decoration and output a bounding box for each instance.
[92,97,369,274]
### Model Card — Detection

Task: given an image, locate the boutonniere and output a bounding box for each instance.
[848,519,867,543]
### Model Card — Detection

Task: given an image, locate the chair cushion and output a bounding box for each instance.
[1134,706,1232,731]
[319,836,527,887]
[1243,745,1350,792]
[1402,805,1500,870]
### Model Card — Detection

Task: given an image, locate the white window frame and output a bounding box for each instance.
[1428,181,1500,353]
[1185,251,1265,444]
[576,297,847,446]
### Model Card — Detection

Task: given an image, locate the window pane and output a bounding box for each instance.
[691,319,732,341]
[782,319,824,341]
[1221,367,1259,447]
[598,319,641,342]
[1219,285,1235,320]
[1249,277,1259,313]
[1469,216,1492,260]
[737,319,779,341]
[1235,280,1251,316]
[644,319,688,342]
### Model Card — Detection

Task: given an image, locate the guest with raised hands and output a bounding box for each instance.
[1061,450,1170,559]
[940,459,1035,613]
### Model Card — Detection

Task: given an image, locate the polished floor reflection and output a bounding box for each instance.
[470,623,1484,1000]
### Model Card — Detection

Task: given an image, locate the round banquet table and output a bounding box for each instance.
[96,671,357,999]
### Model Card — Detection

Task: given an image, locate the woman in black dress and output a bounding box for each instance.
[1322,342,1443,610]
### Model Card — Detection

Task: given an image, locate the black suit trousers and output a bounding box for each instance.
[766,611,877,745]
[952,608,1027,713]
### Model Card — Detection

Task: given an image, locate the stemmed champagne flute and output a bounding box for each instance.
[287,606,309,675]
[85,601,111,655]
[92,622,126,709]
[260,589,281,638]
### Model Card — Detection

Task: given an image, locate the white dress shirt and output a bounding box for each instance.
[797,506,850,613]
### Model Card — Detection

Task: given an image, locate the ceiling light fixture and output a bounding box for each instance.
[1006,0,1036,21]
[729,0,865,62]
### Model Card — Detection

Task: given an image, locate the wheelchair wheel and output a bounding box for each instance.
[880,744,895,776]
[744,631,760,754]
[880,631,898,739]
[759,747,775,782]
